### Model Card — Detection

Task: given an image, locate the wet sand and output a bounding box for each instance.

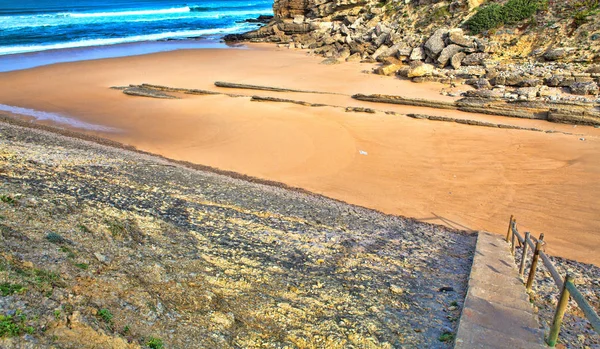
[0,44,599,265]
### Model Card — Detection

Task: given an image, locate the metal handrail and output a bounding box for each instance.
[506,216,600,347]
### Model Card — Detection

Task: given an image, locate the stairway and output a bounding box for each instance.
[455,232,547,349]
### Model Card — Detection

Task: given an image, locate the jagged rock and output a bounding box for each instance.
[558,77,576,87]
[407,62,434,78]
[515,87,539,99]
[337,48,351,60]
[545,75,564,87]
[437,44,463,67]
[346,53,362,62]
[474,38,494,53]
[473,78,492,90]
[502,73,531,86]
[345,16,357,25]
[462,53,488,66]
[410,47,425,61]
[424,29,448,59]
[374,33,389,47]
[570,81,599,95]
[379,43,411,60]
[374,63,403,76]
[447,29,473,47]
[340,24,351,36]
[451,52,466,69]
[349,17,364,30]
[544,48,572,61]
[293,15,305,24]
[372,45,390,60]
[375,23,390,36]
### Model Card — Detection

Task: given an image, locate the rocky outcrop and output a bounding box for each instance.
[273,0,308,19]
[225,0,600,104]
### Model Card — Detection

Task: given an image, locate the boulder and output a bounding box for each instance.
[372,45,390,60]
[410,47,425,61]
[346,53,362,62]
[515,87,539,99]
[451,52,466,69]
[437,44,463,67]
[503,73,530,87]
[337,48,351,60]
[462,52,488,66]
[382,43,411,59]
[544,48,572,61]
[374,63,403,76]
[570,81,599,95]
[407,62,434,78]
[424,29,448,59]
[447,29,474,47]
[473,78,491,89]
[544,75,564,87]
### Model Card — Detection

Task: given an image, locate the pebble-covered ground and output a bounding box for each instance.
[0,122,475,348]
[513,236,600,349]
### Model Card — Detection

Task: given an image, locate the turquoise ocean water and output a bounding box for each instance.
[0,0,272,56]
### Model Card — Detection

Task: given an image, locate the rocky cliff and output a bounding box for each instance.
[227,0,600,100]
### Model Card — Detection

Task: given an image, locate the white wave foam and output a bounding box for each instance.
[0,26,248,55]
[0,104,117,132]
[67,6,191,18]
[0,7,271,30]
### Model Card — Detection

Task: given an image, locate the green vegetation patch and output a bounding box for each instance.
[439,331,455,342]
[0,283,26,296]
[465,0,545,34]
[573,0,600,28]
[98,308,113,324]
[0,311,35,337]
[46,232,67,244]
[146,337,164,349]
[75,263,89,270]
[0,195,16,206]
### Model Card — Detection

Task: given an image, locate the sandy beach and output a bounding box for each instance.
[0,44,599,265]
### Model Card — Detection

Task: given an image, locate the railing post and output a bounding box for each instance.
[519,232,530,277]
[511,224,517,255]
[547,274,573,347]
[526,233,544,291]
[506,215,514,243]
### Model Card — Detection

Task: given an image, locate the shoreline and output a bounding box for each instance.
[0,38,247,73]
[0,45,599,266]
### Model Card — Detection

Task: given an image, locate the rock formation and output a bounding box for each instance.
[226,0,600,103]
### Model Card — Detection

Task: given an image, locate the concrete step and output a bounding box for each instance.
[455,232,546,348]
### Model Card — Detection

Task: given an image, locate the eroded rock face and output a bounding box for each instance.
[273,0,309,19]
[273,0,366,19]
